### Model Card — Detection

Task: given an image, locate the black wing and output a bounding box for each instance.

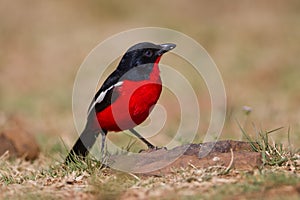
[87,70,123,116]
[87,64,153,117]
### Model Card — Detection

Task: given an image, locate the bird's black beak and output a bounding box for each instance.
[157,43,176,55]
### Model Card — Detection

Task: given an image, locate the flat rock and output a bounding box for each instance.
[107,140,262,175]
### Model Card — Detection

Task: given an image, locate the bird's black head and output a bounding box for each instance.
[117,42,176,72]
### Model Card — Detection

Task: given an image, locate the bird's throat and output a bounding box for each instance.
[149,56,162,82]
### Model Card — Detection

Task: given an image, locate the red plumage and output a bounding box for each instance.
[97,58,162,131]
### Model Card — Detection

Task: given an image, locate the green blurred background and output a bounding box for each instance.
[0,0,299,152]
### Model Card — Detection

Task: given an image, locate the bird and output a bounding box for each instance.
[65,42,176,163]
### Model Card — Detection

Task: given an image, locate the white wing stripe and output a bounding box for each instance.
[87,81,123,115]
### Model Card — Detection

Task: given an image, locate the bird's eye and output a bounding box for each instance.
[144,50,153,57]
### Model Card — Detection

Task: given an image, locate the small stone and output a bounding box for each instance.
[0,126,40,160]
[212,157,220,162]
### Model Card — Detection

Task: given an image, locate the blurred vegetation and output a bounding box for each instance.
[0,0,299,149]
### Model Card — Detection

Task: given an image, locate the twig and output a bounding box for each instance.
[223,148,234,174]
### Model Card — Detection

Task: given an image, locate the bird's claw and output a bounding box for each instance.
[139,146,167,153]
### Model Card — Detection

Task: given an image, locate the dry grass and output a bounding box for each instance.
[1,130,299,199]
[1,153,299,199]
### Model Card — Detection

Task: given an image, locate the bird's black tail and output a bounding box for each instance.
[65,127,100,164]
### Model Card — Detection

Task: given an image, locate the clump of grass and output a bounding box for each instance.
[60,136,108,174]
[237,121,299,167]
[62,153,105,174]
[0,151,39,185]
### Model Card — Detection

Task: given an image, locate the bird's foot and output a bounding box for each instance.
[139,146,167,153]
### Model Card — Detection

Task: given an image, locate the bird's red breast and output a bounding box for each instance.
[96,57,162,131]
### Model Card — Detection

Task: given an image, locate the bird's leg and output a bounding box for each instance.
[129,128,155,149]
[100,130,107,164]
